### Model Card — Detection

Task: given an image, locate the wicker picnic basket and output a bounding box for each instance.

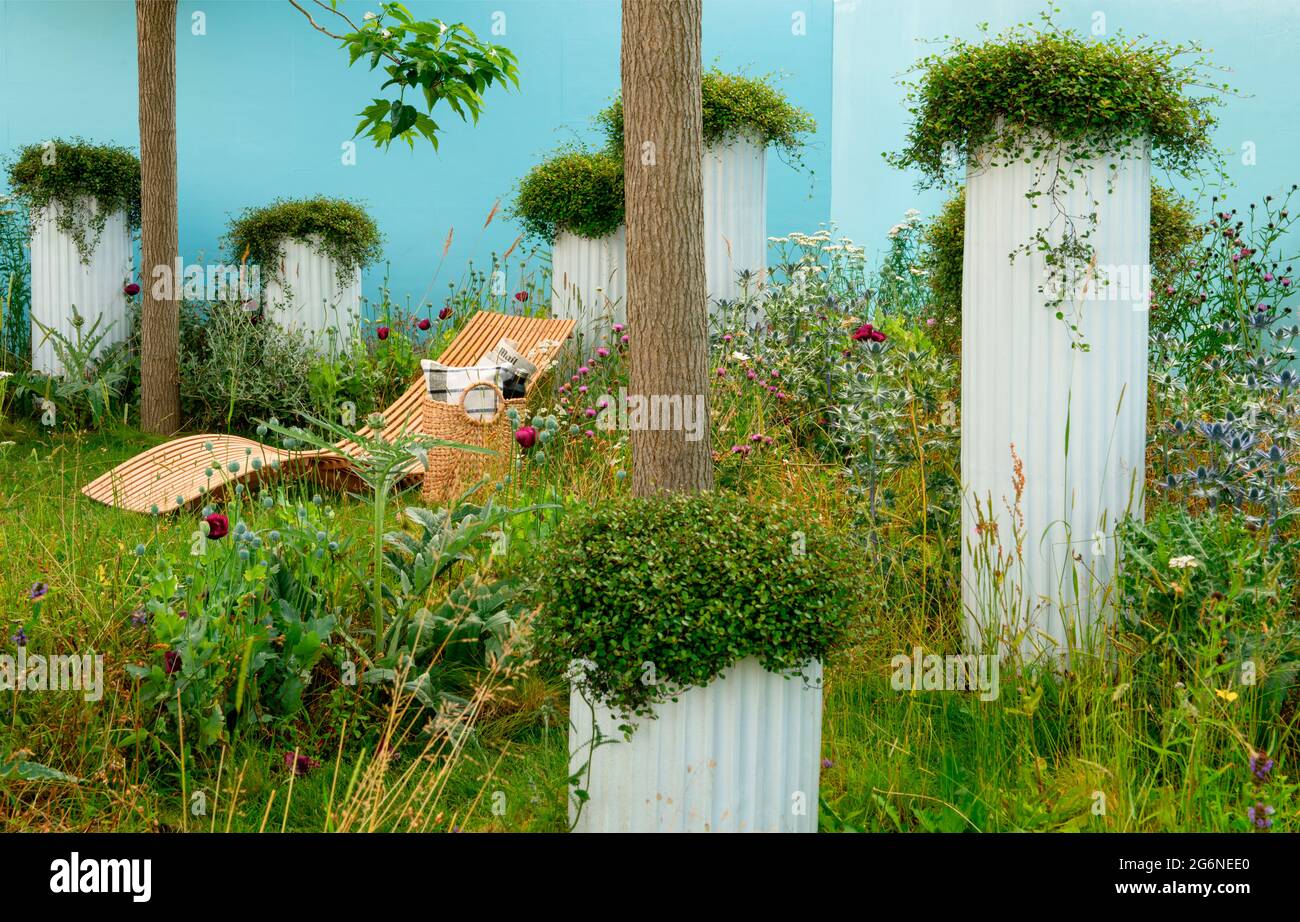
[422,380,523,503]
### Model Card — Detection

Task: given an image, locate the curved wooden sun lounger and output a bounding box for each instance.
[82,311,575,513]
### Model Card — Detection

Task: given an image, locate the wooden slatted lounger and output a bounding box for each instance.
[81,311,576,513]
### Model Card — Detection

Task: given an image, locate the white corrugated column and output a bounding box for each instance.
[30,197,132,376]
[961,141,1151,662]
[259,234,362,351]
[703,133,767,308]
[569,657,823,833]
[550,226,627,352]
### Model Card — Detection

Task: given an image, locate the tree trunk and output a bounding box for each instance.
[621,0,713,495]
[137,0,180,434]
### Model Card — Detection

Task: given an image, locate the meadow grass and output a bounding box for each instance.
[0,422,1293,832]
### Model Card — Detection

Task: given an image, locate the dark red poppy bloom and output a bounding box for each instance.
[164,650,182,675]
[204,513,229,540]
[377,326,390,340]
[438,306,453,320]
[284,752,320,776]
[514,426,538,449]
[513,291,528,302]
[851,323,875,342]
[123,282,141,297]
[417,318,431,331]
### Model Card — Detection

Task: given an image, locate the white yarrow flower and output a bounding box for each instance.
[1168,555,1200,570]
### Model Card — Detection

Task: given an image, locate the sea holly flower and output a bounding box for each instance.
[11,628,27,647]
[130,608,149,627]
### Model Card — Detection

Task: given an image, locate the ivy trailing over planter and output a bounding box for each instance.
[223,196,383,289]
[888,13,1224,348]
[512,148,624,243]
[925,183,1201,344]
[5,139,141,263]
[597,68,815,162]
[535,492,861,722]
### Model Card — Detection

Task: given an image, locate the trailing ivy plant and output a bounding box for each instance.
[925,183,1201,349]
[597,68,815,166]
[512,148,624,243]
[223,196,383,289]
[535,492,861,724]
[5,139,141,263]
[291,0,519,150]
[888,10,1226,348]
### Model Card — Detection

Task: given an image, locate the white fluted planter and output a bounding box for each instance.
[569,657,823,833]
[30,197,132,376]
[259,234,362,351]
[703,133,767,309]
[961,139,1151,661]
[550,227,626,352]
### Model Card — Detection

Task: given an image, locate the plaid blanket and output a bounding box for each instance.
[420,360,507,418]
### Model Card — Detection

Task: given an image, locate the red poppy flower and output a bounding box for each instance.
[513,291,528,302]
[164,650,182,675]
[438,306,453,320]
[284,752,320,776]
[417,318,431,331]
[204,513,229,540]
[377,326,390,340]
[514,426,538,449]
[123,282,141,297]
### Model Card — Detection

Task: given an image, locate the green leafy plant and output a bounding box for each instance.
[887,15,1222,187]
[0,196,31,367]
[536,492,861,721]
[371,497,549,708]
[128,493,347,751]
[177,297,318,432]
[5,139,140,262]
[223,196,383,290]
[512,148,624,243]
[598,68,815,161]
[18,310,133,429]
[1118,505,1300,724]
[292,0,519,150]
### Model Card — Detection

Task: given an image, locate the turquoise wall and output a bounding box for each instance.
[5,0,1298,306]
[832,0,1300,247]
[0,0,835,308]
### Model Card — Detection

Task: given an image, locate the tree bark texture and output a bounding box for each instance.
[621,0,713,495]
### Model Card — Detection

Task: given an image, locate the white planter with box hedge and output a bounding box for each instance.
[30,197,132,376]
[961,139,1152,661]
[569,656,823,833]
[703,133,767,308]
[258,234,363,349]
[550,226,627,351]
